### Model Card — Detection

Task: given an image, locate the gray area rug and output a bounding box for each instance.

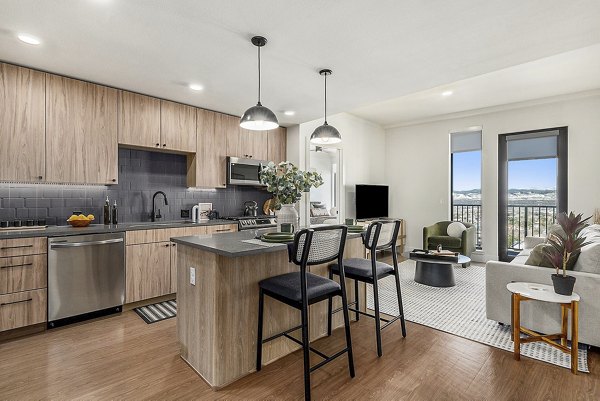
[366,260,589,372]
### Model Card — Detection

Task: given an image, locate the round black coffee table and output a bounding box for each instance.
[406,254,471,287]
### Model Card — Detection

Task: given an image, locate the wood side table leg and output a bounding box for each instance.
[571,300,579,375]
[512,293,520,361]
[561,304,568,347]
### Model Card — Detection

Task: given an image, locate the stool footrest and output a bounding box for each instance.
[282,333,330,360]
[309,348,350,373]
[262,324,303,344]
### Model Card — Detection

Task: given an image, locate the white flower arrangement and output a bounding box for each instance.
[260,161,324,207]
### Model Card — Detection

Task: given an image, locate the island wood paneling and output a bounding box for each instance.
[0,64,46,182]
[0,254,47,295]
[118,91,161,149]
[160,100,196,152]
[45,75,118,184]
[176,236,365,389]
[0,288,46,332]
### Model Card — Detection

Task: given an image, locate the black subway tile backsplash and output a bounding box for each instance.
[0,148,271,225]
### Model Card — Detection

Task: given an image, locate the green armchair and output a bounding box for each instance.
[423,221,476,259]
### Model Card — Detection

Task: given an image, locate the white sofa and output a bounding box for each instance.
[486,226,600,347]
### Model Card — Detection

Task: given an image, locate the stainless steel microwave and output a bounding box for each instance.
[227,156,267,186]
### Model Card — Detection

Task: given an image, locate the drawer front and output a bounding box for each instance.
[0,254,47,294]
[0,289,47,332]
[126,229,169,245]
[0,237,47,257]
[183,226,208,236]
[207,224,238,234]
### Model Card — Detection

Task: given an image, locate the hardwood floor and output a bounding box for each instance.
[0,306,598,400]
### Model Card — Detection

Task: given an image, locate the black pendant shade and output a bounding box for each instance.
[240,36,279,131]
[310,69,341,144]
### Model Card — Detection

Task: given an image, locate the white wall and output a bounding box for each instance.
[289,112,387,224]
[385,93,600,260]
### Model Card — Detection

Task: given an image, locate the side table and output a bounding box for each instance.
[507,282,580,374]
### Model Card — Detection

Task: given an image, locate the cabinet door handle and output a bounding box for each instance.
[162,144,167,147]
[171,243,176,247]
[1,298,33,307]
[156,143,160,147]
[215,229,231,232]
[37,175,43,180]
[165,244,170,247]
[1,262,33,269]
[0,244,33,250]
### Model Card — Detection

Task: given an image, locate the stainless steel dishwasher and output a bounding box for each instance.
[48,232,125,328]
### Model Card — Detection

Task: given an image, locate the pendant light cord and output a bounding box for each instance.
[324,72,327,124]
[257,45,262,106]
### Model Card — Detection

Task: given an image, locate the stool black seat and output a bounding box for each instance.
[330,257,394,280]
[328,220,406,357]
[257,226,354,401]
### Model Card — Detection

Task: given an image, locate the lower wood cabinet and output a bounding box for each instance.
[0,254,47,295]
[0,288,47,332]
[125,242,171,303]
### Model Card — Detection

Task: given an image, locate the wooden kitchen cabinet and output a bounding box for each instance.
[45,75,118,184]
[226,113,268,160]
[0,289,47,332]
[125,241,171,303]
[160,100,196,152]
[188,109,227,188]
[0,63,46,182]
[118,91,161,149]
[267,127,287,163]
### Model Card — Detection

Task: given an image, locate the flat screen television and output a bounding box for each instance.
[355,184,389,219]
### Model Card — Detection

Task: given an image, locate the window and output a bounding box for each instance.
[451,130,482,248]
[498,128,567,261]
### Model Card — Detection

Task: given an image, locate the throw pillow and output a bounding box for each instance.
[546,224,566,241]
[573,243,600,274]
[525,243,579,269]
[447,222,466,238]
[525,244,554,267]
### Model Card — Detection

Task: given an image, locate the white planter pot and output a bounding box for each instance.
[276,204,299,231]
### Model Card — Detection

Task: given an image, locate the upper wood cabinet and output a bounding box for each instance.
[267,127,287,163]
[188,109,227,188]
[45,75,118,184]
[160,100,196,152]
[226,115,269,160]
[118,91,161,149]
[0,64,45,182]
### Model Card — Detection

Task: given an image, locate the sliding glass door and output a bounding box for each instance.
[498,127,568,261]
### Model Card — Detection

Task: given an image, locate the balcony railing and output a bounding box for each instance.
[452,204,557,251]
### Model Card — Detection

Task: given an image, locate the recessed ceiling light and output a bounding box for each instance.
[441,90,453,97]
[17,33,41,45]
[188,84,203,91]
[284,111,295,116]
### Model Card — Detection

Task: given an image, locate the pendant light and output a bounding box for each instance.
[310,69,341,144]
[240,36,279,131]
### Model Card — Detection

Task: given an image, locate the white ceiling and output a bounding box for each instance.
[1,0,600,127]
[352,44,600,127]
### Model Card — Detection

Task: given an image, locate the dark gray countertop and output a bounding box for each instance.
[171,228,363,258]
[0,219,235,240]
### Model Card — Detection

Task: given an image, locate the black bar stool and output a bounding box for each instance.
[328,220,406,357]
[256,225,355,401]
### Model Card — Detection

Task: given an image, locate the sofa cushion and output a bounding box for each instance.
[447,222,466,238]
[573,243,600,274]
[428,235,461,249]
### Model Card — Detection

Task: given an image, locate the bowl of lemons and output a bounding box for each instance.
[67,214,95,227]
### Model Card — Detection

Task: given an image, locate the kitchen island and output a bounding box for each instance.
[171,229,366,389]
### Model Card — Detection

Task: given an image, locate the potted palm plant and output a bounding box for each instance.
[543,212,591,295]
[260,161,323,230]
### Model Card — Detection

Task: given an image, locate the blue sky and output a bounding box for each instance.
[453,151,557,191]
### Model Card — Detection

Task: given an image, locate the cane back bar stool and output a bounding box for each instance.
[328,220,406,357]
[256,226,355,401]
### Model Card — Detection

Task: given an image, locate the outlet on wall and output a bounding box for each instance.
[181,209,190,218]
[189,267,196,286]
